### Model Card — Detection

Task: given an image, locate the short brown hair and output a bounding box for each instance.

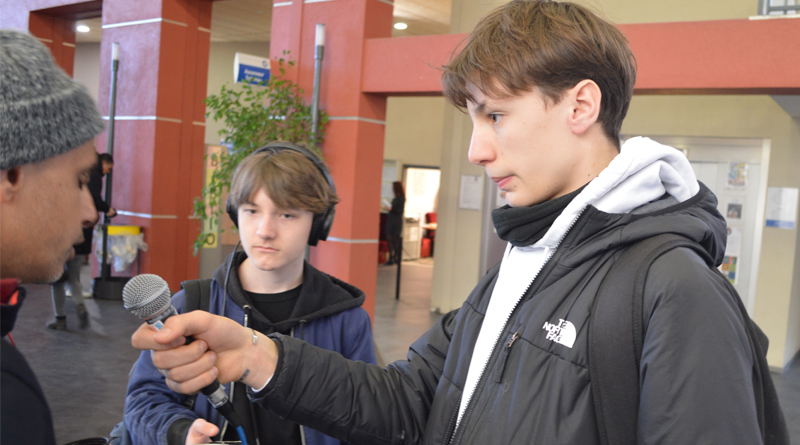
[442,0,636,145]
[229,148,338,215]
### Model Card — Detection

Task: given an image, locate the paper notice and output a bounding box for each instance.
[766,187,799,229]
[459,175,483,210]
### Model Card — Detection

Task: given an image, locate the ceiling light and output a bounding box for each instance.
[394,23,408,30]
[76,25,90,33]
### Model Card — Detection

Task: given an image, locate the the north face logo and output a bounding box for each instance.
[542,319,576,348]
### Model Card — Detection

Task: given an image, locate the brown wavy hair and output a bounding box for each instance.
[229,148,338,215]
[442,0,636,145]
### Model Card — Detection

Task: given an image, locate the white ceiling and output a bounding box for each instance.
[75,0,451,43]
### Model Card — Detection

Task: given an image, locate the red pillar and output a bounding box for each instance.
[4,0,212,290]
[271,1,393,317]
[27,11,78,76]
[96,0,212,290]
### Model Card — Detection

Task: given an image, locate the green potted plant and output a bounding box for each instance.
[193,56,328,252]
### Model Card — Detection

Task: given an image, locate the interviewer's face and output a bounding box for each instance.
[466,85,581,207]
[0,142,98,282]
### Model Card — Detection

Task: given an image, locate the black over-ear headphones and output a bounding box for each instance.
[225,142,336,246]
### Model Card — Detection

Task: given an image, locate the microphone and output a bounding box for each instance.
[123,274,244,431]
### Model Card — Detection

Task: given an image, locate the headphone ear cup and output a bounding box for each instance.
[319,206,335,241]
[307,206,335,246]
[226,197,238,229]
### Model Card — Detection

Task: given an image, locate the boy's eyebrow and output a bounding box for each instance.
[472,101,486,113]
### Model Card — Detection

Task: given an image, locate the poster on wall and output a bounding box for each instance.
[719,255,738,285]
[725,226,742,256]
[766,187,799,229]
[727,162,748,189]
[725,197,744,223]
[459,175,483,210]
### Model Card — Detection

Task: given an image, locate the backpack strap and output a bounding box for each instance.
[589,233,712,445]
[180,278,213,313]
[177,278,213,411]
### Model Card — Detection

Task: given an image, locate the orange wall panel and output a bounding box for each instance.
[620,19,800,94]
[151,121,183,215]
[99,26,162,116]
[95,120,157,213]
[194,32,211,122]
[362,19,800,96]
[103,0,165,25]
[361,33,467,95]
[156,23,188,119]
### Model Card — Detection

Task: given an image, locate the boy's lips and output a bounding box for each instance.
[493,176,512,189]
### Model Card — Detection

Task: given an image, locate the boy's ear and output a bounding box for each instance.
[567,79,602,136]
[0,167,23,204]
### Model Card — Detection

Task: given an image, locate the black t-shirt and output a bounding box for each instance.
[222,285,303,445]
[246,286,301,328]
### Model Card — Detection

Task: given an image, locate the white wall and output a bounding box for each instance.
[384,96,447,169]
[73,43,100,105]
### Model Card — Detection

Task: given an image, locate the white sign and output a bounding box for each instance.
[725,226,742,256]
[459,175,483,210]
[234,52,271,85]
[766,187,799,229]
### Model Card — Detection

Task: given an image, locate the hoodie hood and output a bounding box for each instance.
[537,136,726,267]
[213,251,366,333]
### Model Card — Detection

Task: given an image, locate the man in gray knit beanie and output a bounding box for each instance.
[1,29,106,445]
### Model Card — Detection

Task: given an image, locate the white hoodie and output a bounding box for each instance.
[456,137,701,426]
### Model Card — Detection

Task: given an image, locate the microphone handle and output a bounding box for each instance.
[146,304,243,428]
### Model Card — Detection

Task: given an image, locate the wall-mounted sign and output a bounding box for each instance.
[766,187,799,229]
[234,52,270,85]
[459,175,483,210]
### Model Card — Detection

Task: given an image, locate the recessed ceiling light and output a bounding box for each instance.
[76,25,90,33]
[394,23,408,30]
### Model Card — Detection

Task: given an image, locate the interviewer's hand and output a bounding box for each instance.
[131,311,278,394]
[185,418,218,445]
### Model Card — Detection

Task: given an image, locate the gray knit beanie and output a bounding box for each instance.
[0,29,105,170]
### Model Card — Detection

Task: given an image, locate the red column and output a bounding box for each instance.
[95,0,212,290]
[4,0,212,290]
[27,12,77,76]
[271,0,393,317]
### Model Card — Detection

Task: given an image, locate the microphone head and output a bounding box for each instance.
[123,274,172,320]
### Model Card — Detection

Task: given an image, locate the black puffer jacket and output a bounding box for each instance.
[1,285,57,445]
[252,182,760,444]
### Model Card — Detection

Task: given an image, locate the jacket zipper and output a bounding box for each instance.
[448,208,587,445]
[290,321,308,445]
[441,395,462,444]
[493,332,519,383]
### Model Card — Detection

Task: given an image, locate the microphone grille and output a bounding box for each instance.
[123,274,172,319]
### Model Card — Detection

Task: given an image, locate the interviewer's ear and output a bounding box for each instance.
[566,79,602,136]
[0,167,23,203]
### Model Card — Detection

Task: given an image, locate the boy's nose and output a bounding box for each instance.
[468,128,496,166]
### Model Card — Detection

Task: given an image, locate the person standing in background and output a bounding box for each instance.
[47,152,115,330]
[384,181,405,265]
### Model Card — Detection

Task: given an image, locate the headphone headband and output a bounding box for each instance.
[225,142,336,246]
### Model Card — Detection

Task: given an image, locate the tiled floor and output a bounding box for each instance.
[7,260,800,443]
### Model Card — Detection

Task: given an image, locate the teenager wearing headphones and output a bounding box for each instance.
[123,143,377,445]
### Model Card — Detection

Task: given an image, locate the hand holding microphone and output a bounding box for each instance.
[125,274,274,444]
[127,274,279,393]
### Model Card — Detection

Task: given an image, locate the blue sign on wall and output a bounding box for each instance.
[234,53,271,85]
